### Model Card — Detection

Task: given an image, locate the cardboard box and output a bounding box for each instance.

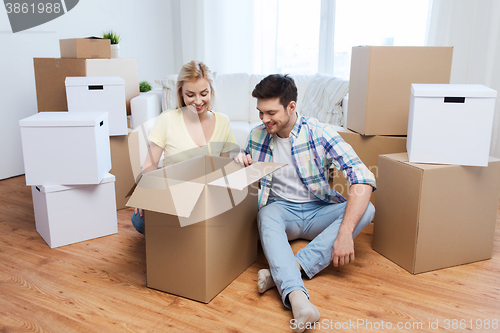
[347,46,453,135]
[407,84,497,167]
[59,37,111,59]
[329,129,407,206]
[372,153,500,274]
[33,58,139,115]
[19,112,111,186]
[66,76,128,136]
[32,173,117,248]
[127,155,284,303]
[110,131,139,210]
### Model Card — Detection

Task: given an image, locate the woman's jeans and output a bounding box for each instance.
[131,211,145,235]
[257,198,375,308]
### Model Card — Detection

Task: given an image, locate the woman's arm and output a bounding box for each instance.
[142,141,164,174]
[135,141,164,217]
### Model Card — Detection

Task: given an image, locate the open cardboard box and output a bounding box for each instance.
[127,155,285,303]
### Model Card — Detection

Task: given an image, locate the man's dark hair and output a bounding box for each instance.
[252,74,298,109]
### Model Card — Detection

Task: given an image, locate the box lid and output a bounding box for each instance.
[65,76,125,87]
[411,84,497,98]
[126,156,285,221]
[381,153,500,170]
[19,111,108,127]
[34,173,115,193]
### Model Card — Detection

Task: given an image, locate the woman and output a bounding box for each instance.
[131,61,237,234]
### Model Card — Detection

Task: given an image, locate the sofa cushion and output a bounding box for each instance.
[214,73,250,122]
[229,121,251,151]
[300,74,349,126]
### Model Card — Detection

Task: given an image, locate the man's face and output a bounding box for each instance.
[257,98,296,138]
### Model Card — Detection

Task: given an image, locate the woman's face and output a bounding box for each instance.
[182,78,211,114]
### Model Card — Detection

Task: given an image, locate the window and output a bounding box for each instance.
[253,0,430,78]
[333,0,431,79]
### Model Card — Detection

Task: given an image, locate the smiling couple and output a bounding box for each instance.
[132,61,376,333]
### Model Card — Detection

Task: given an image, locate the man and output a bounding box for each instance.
[235,74,376,332]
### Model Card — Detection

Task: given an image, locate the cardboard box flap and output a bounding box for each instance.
[208,161,286,190]
[126,173,205,217]
[411,84,497,98]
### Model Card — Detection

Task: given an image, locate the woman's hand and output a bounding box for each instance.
[134,208,144,217]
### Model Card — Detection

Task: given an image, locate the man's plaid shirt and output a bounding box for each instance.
[244,114,377,209]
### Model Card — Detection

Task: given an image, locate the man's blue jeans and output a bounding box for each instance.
[257,198,375,308]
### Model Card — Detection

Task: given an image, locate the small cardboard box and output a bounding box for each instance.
[32,173,117,248]
[33,58,139,115]
[127,155,284,303]
[19,112,111,186]
[347,46,453,135]
[110,130,139,210]
[66,76,128,136]
[59,37,111,59]
[372,153,500,274]
[329,129,407,206]
[407,84,497,167]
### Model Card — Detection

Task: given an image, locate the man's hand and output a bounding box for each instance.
[332,230,355,267]
[234,153,253,167]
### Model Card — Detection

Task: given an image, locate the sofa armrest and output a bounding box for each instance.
[130,89,162,129]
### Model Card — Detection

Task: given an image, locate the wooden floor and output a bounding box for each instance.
[1,175,500,333]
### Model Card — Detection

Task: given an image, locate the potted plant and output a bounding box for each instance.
[102,30,121,58]
[139,81,152,93]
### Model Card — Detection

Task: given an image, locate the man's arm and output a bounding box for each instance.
[332,183,372,267]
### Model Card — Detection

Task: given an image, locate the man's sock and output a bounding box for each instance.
[288,290,320,333]
[258,269,276,293]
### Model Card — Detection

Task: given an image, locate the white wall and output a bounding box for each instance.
[0,0,176,180]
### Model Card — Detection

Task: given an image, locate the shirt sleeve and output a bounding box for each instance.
[322,127,377,190]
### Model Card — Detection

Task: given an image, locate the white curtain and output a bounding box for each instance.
[426,0,500,158]
[169,0,255,74]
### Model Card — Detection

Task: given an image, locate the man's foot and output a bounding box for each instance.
[257,269,276,293]
[289,290,320,333]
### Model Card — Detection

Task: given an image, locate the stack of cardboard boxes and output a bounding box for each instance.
[21,37,142,248]
[20,111,118,248]
[331,46,454,206]
[343,47,500,274]
[33,37,139,210]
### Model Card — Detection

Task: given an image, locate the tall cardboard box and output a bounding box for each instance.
[372,153,500,274]
[19,112,111,186]
[33,58,139,115]
[329,129,407,206]
[110,131,139,210]
[407,84,497,167]
[32,173,118,248]
[59,38,111,59]
[347,46,453,135]
[127,155,284,303]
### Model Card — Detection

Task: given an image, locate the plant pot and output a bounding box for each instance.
[110,44,120,58]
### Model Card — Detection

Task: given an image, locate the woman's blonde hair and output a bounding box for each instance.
[176,60,215,110]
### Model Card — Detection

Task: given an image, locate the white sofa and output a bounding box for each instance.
[131,73,349,154]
